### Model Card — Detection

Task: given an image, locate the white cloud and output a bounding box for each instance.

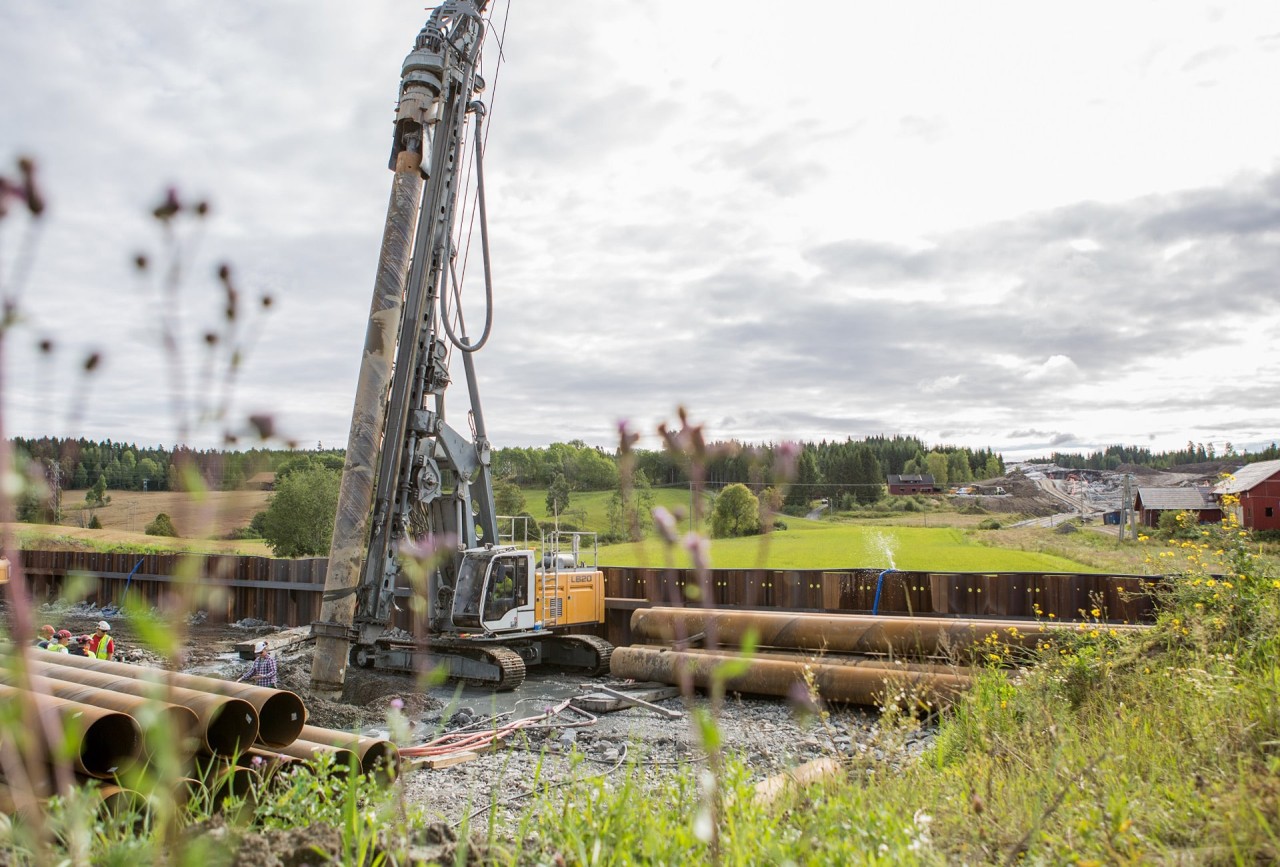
[0,0,1278,460]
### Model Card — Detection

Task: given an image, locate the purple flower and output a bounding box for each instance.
[652,507,678,544]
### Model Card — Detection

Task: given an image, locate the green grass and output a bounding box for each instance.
[520,485,702,532]
[598,520,1100,572]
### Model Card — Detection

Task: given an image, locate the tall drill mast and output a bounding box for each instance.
[311,1,495,694]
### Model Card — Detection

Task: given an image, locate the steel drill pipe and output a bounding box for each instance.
[0,779,145,819]
[609,645,971,707]
[299,724,400,780]
[192,758,260,811]
[0,669,199,761]
[659,645,977,677]
[0,684,141,779]
[236,748,303,780]
[11,657,258,756]
[271,738,359,775]
[630,607,1147,659]
[35,653,304,748]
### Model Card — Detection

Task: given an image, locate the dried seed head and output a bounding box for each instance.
[195,200,210,217]
[153,187,181,221]
[248,414,275,439]
[260,294,274,309]
[83,351,101,372]
[17,157,44,216]
[37,338,53,354]
[133,253,148,271]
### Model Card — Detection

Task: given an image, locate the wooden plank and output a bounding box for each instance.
[573,686,680,714]
[233,626,313,659]
[420,750,478,769]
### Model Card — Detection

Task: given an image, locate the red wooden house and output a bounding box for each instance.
[1215,459,1280,531]
[887,474,939,495]
[1132,486,1221,528]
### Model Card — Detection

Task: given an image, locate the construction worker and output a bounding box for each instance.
[237,641,278,688]
[34,624,55,648]
[86,621,115,660]
[44,630,73,653]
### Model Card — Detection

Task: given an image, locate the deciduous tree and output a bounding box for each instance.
[261,465,340,557]
[144,512,179,537]
[711,483,760,538]
[545,473,571,519]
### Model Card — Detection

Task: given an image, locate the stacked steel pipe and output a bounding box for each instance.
[612,607,1150,706]
[0,647,402,816]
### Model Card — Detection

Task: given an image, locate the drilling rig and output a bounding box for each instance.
[310,2,612,694]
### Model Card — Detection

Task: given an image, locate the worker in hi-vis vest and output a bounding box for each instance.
[87,620,115,660]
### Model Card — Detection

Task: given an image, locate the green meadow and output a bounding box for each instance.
[520,486,1106,572]
[594,519,1099,571]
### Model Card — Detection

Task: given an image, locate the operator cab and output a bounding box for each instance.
[451,547,535,634]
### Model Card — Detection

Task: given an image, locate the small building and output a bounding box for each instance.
[1215,459,1280,532]
[1133,486,1221,528]
[887,474,939,495]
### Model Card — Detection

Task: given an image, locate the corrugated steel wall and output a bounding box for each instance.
[10,551,1158,647]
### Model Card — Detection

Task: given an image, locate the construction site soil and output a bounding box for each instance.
[2,599,927,863]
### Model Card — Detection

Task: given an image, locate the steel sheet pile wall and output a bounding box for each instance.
[19,551,327,625]
[13,552,1156,645]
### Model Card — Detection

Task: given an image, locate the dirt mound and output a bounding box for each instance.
[275,652,441,731]
[962,472,1059,517]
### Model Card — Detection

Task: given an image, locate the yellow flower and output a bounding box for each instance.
[1207,579,1216,587]
[1090,608,1101,617]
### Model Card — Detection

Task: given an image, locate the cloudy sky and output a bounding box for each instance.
[2,1,1278,460]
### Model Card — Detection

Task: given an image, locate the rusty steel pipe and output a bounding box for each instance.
[658,645,977,677]
[271,738,359,775]
[631,607,1147,659]
[0,779,145,819]
[192,758,260,811]
[0,669,199,761]
[299,724,400,780]
[610,645,971,708]
[11,657,258,756]
[35,653,305,748]
[237,748,303,778]
[0,684,141,779]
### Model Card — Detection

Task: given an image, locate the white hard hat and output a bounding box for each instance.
[97,621,111,631]
[254,641,268,654]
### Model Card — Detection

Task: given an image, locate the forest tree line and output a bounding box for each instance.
[1044,441,1280,471]
[12,433,1277,505]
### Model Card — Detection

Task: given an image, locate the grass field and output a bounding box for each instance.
[60,488,270,538]
[519,485,705,533]
[12,485,1169,574]
[596,519,1104,572]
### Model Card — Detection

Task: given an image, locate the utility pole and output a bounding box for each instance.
[1120,474,1131,541]
[1128,474,1139,539]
